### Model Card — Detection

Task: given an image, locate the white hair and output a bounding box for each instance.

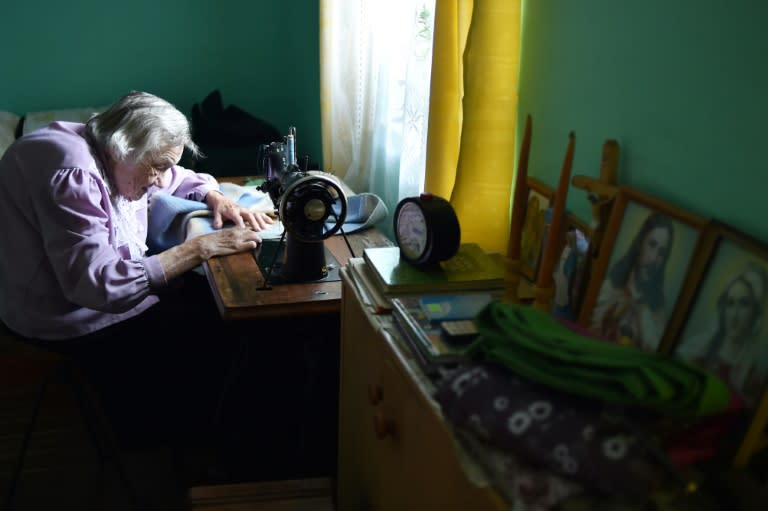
[85,91,200,164]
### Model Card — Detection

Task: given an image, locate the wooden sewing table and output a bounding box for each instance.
[196,176,393,481]
[203,229,392,320]
[202,176,393,321]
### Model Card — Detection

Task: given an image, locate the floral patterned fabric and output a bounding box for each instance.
[456,428,584,511]
[435,362,675,501]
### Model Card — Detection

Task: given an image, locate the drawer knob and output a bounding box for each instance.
[367,383,383,405]
[372,412,391,439]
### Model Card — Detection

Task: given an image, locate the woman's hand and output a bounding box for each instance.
[205,191,274,230]
[157,226,263,282]
[197,226,263,259]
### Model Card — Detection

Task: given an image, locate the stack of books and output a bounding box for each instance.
[389,293,493,374]
[345,243,505,374]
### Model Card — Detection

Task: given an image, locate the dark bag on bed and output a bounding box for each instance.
[191,89,280,146]
[190,90,281,175]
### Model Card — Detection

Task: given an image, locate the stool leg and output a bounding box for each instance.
[3,369,53,511]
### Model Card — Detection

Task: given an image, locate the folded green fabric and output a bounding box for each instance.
[471,302,730,416]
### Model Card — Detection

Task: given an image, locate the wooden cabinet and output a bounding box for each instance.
[336,273,507,511]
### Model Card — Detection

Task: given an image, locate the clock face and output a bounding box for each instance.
[396,201,428,261]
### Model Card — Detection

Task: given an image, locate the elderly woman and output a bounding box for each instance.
[0,91,274,448]
[0,91,272,340]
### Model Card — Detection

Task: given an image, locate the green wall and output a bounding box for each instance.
[0,0,322,165]
[518,0,767,243]
[6,1,763,242]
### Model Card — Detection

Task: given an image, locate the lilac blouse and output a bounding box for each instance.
[0,122,219,340]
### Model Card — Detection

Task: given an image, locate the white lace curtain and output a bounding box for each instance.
[320,0,436,237]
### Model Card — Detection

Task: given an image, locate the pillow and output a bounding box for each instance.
[0,111,20,158]
[22,106,106,135]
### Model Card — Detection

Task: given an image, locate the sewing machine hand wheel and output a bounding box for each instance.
[279,174,348,242]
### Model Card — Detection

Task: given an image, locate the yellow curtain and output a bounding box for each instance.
[425,0,522,254]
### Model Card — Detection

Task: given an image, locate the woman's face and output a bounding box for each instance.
[111,145,183,201]
[723,279,758,342]
[636,226,671,285]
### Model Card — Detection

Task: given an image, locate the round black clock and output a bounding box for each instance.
[393,193,461,267]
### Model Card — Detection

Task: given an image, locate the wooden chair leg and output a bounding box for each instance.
[533,131,575,312]
[65,361,141,510]
[505,114,532,303]
[2,359,142,511]
[3,368,54,511]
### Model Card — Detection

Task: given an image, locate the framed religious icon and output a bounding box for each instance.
[551,213,593,322]
[662,220,768,409]
[578,186,707,353]
[520,176,555,282]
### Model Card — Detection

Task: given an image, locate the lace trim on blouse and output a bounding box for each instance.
[112,195,148,259]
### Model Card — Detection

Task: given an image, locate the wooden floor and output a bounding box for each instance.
[0,324,340,511]
[189,479,334,511]
[1,366,337,511]
[0,378,189,510]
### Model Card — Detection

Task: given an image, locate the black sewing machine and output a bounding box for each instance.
[255,127,348,285]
